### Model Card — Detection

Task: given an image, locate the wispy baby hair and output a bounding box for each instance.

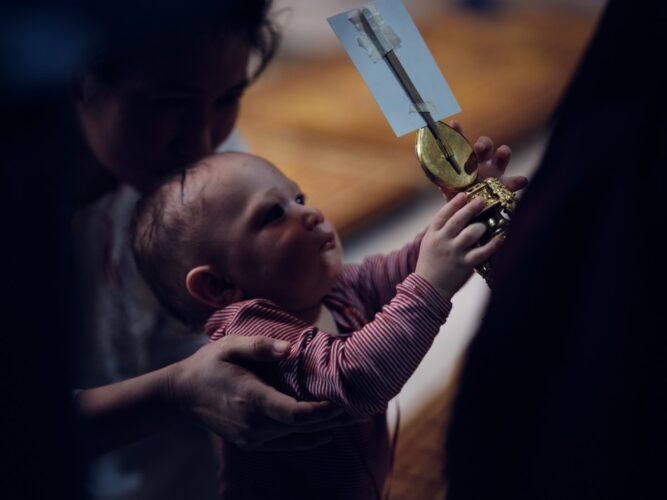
[131,162,217,329]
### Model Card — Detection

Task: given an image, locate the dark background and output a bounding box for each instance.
[446,0,663,498]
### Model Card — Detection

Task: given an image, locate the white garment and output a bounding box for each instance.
[72,133,246,500]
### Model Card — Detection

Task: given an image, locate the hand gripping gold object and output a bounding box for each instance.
[416,122,516,286]
[356,7,515,285]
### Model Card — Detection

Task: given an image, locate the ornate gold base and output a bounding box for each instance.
[463,178,515,286]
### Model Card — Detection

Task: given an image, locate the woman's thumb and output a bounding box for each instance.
[219,335,290,363]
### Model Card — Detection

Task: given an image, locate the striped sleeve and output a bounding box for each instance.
[206,273,451,417]
[341,231,425,314]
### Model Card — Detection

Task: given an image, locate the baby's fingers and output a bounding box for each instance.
[449,119,464,134]
[454,222,487,249]
[474,137,495,165]
[494,145,512,174]
[465,235,504,267]
[442,197,486,238]
[430,192,467,230]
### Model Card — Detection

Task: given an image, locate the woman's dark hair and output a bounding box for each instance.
[84,0,279,82]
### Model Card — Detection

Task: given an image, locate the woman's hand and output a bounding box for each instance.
[76,335,353,456]
[439,120,528,200]
[167,335,354,451]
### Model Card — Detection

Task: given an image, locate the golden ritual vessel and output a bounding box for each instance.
[416,122,516,285]
[346,6,516,286]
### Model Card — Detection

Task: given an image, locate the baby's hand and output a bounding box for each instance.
[416,193,502,300]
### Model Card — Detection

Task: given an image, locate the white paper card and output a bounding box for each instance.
[327,0,460,137]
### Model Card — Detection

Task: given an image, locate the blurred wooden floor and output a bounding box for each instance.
[238,5,599,239]
[239,5,599,499]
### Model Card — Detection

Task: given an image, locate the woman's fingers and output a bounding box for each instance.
[449,119,464,134]
[253,385,342,427]
[218,335,291,363]
[474,136,495,165]
[500,175,528,193]
[494,145,512,174]
[474,138,515,182]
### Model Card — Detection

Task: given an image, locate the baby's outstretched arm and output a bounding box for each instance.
[207,196,499,417]
[416,192,502,300]
[208,275,450,417]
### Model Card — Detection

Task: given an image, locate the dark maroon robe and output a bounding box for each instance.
[446,0,663,498]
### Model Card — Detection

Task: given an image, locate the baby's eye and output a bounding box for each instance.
[263,204,285,225]
[295,194,305,205]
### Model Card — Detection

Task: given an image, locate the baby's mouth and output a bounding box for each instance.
[319,232,336,251]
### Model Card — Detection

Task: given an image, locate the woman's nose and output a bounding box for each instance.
[171,110,216,161]
[302,207,324,230]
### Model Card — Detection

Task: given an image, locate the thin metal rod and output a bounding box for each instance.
[359,10,461,175]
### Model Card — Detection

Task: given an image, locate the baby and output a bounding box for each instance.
[132,152,502,499]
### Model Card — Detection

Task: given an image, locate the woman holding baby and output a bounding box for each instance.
[65,1,523,498]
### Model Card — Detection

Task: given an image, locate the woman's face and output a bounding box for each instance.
[76,34,251,193]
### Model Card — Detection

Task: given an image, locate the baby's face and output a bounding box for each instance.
[200,153,343,312]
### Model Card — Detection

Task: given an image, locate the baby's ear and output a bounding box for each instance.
[186,265,243,309]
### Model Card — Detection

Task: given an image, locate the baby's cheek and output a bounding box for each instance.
[270,232,314,277]
[277,239,312,274]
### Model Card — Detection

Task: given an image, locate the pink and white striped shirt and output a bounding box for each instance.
[205,234,451,499]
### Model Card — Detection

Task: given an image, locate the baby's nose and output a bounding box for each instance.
[303,207,324,230]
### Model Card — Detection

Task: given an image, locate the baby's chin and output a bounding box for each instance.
[278,282,338,315]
